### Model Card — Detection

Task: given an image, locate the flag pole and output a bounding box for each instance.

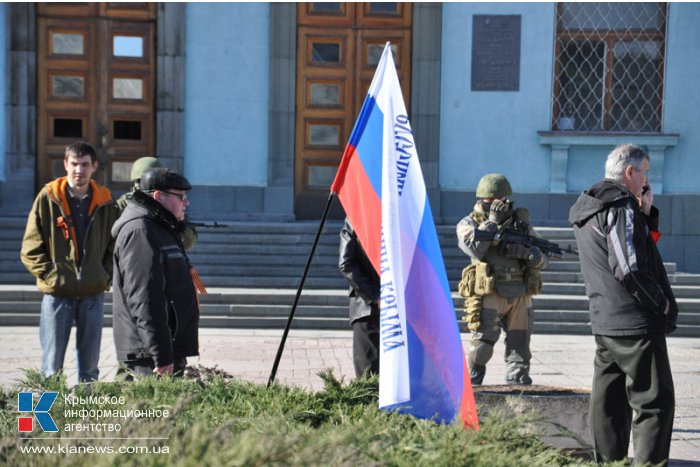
[267,192,336,387]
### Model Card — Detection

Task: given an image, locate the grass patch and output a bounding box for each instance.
[0,367,610,466]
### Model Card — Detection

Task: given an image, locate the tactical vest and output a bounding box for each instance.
[469,208,533,298]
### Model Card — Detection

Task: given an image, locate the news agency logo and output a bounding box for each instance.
[17,392,59,433]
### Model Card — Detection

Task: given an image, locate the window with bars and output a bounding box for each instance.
[552,3,667,133]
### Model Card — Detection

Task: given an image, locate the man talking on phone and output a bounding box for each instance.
[569,144,678,465]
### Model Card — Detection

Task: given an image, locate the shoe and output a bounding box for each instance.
[469,365,486,386]
[506,374,532,385]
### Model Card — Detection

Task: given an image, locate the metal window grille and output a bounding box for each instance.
[552,3,667,133]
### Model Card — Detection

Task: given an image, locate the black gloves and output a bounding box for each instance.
[506,244,546,268]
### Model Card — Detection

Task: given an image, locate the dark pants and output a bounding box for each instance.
[590,334,675,466]
[352,315,380,378]
[116,357,187,381]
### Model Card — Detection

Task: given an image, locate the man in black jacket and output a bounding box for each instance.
[339,219,380,378]
[112,168,200,378]
[569,144,678,465]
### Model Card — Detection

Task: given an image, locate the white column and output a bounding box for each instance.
[550,144,570,193]
[647,145,666,194]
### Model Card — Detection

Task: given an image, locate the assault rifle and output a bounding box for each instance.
[472,221,578,259]
[188,221,229,229]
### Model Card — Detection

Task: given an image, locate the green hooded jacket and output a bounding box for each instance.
[21,177,120,297]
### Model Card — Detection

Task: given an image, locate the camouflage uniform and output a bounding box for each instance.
[117,157,198,251]
[456,174,547,385]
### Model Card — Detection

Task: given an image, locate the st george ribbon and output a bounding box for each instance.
[331,43,479,429]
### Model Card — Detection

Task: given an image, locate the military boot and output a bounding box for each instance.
[506,374,532,385]
[469,364,486,386]
[505,366,532,385]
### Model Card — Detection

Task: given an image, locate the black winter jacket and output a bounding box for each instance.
[339,219,380,324]
[111,191,199,366]
[569,179,678,336]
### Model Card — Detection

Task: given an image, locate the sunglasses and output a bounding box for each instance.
[160,190,188,202]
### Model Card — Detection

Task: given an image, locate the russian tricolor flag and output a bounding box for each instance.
[331,43,479,429]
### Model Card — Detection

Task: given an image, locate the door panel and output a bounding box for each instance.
[295,3,412,219]
[100,18,156,187]
[356,30,411,112]
[98,2,157,21]
[37,3,156,192]
[298,3,354,28]
[295,26,355,218]
[38,17,96,187]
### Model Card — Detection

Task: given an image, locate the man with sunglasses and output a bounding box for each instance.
[111,167,200,378]
[116,156,198,251]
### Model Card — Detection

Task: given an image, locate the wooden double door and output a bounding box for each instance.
[295,3,412,219]
[37,3,156,191]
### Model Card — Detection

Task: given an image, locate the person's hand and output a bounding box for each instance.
[526,247,545,269]
[664,301,670,316]
[488,199,509,224]
[154,364,174,376]
[639,185,653,216]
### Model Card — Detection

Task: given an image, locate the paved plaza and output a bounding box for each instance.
[1,326,698,464]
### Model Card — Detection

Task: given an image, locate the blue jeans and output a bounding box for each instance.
[39,293,105,382]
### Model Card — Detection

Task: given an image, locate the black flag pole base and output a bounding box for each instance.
[267,193,336,387]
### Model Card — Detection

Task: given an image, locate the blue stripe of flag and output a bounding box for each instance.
[352,97,383,200]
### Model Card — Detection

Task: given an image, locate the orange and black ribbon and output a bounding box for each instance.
[56,216,70,240]
[189,265,207,310]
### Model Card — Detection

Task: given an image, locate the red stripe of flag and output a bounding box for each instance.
[333,145,382,272]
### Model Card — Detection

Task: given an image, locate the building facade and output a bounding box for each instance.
[1,3,698,271]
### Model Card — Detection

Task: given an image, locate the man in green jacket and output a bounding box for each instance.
[21,141,119,382]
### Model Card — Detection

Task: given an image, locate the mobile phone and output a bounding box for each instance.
[642,185,649,195]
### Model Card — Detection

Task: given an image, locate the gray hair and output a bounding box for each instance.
[604,144,649,180]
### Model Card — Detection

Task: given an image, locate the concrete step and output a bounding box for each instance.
[672,274,700,286]
[0,272,34,284]
[532,322,592,335]
[670,285,700,298]
[202,275,347,289]
[1,284,699,306]
[0,261,25,272]
[1,216,698,335]
[3,296,697,318]
[1,312,695,336]
[185,223,576,238]
[0,230,24,240]
[199,289,350,306]
[197,316,347,330]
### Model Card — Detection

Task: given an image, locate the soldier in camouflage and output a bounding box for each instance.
[117,157,198,251]
[456,174,548,385]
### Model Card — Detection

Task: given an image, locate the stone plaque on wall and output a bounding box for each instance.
[471,15,521,91]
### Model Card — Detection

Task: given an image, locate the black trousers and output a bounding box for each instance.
[590,334,675,466]
[352,315,380,378]
[116,357,187,381]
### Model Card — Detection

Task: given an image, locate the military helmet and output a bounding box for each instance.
[130,156,163,182]
[476,173,512,198]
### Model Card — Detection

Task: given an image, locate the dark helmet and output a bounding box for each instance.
[476,173,512,198]
[130,156,162,182]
